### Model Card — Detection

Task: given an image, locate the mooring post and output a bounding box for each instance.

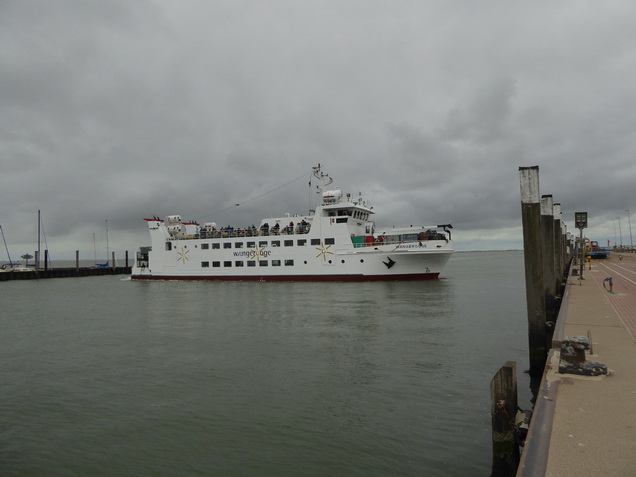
[111,251,115,269]
[566,232,573,266]
[541,196,556,334]
[519,166,547,376]
[125,250,129,268]
[44,250,49,271]
[553,203,564,293]
[76,250,80,272]
[491,361,519,477]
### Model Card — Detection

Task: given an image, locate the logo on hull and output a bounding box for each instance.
[315,243,334,261]
[177,247,190,263]
[382,257,396,269]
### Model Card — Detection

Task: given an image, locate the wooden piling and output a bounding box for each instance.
[491,361,519,477]
[76,250,80,272]
[519,166,547,376]
[541,195,557,335]
[553,203,565,293]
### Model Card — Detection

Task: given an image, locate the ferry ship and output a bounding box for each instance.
[131,165,453,281]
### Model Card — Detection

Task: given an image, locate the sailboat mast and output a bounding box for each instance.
[1,225,12,264]
[37,209,41,269]
[105,220,109,262]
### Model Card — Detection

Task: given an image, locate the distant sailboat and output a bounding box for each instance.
[0,225,31,272]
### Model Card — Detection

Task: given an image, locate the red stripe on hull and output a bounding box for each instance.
[131,273,440,282]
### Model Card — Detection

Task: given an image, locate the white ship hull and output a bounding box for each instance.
[131,165,453,281]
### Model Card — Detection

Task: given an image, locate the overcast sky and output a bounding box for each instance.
[2,0,635,261]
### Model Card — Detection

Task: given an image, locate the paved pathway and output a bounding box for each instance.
[518,253,636,477]
[593,254,636,340]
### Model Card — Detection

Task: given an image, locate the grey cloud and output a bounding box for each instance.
[2,1,636,257]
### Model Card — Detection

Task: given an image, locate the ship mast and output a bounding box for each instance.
[312,163,333,200]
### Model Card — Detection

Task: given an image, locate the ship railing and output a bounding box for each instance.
[351,232,449,248]
[172,225,311,241]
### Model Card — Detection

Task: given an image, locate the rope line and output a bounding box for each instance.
[194,171,312,222]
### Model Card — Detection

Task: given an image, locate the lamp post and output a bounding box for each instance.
[614,223,617,248]
[618,216,623,249]
[626,209,633,250]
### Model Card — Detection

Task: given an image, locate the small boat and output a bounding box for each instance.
[131,165,454,281]
[0,225,33,272]
[0,262,33,273]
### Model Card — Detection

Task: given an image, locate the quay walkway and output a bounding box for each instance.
[518,253,636,476]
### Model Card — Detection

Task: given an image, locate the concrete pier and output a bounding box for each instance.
[518,252,636,476]
[0,266,131,281]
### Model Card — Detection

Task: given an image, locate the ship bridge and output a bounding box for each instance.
[320,189,374,221]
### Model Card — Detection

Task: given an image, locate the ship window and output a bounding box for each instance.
[165,242,172,251]
[325,238,335,245]
[235,242,243,248]
[336,217,348,223]
[259,260,268,267]
[212,261,220,267]
[201,261,209,268]
[311,238,320,245]
[247,242,255,248]
[235,261,244,267]
[201,243,209,250]
[224,261,232,267]
[284,259,294,266]
[259,241,268,247]
[247,261,256,267]
[297,239,306,246]
[223,243,232,249]
[272,260,281,266]
[271,240,280,247]
[212,243,220,249]
[284,240,293,247]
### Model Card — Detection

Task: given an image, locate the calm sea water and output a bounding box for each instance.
[0,251,530,476]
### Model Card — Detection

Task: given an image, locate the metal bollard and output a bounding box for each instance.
[559,336,607,376]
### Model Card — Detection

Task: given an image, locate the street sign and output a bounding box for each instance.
[575,212,588,229]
